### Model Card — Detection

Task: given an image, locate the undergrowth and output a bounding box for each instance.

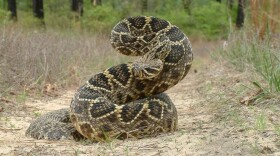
[0,28,130,98]
[216,29,280,96]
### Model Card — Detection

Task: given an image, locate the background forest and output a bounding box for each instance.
[0,0,240,38]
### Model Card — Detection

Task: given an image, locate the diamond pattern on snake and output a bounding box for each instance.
[26,16,193,142]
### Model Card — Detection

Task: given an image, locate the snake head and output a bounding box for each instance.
[132,59,163,80]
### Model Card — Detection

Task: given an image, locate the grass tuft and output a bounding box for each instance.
[255,113,266,131]
[215,29,280,95]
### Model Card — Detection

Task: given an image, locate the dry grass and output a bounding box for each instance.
[0,27,129,98]
[215,23,280,94]
[249,0,280,39]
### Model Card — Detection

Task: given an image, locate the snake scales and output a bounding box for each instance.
[26,16,193,141]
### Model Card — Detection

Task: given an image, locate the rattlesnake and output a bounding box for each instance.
[26,16,193,141]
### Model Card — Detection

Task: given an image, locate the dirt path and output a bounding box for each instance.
[1,41,279,156]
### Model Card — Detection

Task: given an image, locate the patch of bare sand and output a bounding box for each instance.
[1,41,280,156]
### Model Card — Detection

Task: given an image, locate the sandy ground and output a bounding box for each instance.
[1,41,280,156]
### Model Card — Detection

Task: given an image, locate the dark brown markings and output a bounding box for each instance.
[143,25,153,34]
[116,132,129,140]
[115,92,123,102]
[124,94,133,103]
[154,44,165,54]
[164,45,184,63]
[89,100,115,118]
[135,81,146,91]
[121,103,144,123]
[107,113,118,123]
[152,93,173,110]
[165,26,184,42]
[150,17,169,32]
[170,70,180,79]
[143,33,156,42]
[133,42,144,49]
[138,92,147,99]
[78,86,101,100]
[120,34,137,43]
[71,130,86,141]
[148,101,162,119]
[108,64,131,86]
[117,47,134,55]
[127,16,146,29]
[113,22,129,33]
[88,73,112,91]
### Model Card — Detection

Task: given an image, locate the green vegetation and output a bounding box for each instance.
[217,30,280,94]
[0,0,236,38]
[255,112,267,131]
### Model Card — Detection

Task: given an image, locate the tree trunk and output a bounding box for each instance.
[71,0,83,16]
[8,0,17,21]
[33,0,44,19]
[236,0,245,28]
[92,0,101,6]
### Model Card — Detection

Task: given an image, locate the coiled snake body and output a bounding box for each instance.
[26,16,193,141]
